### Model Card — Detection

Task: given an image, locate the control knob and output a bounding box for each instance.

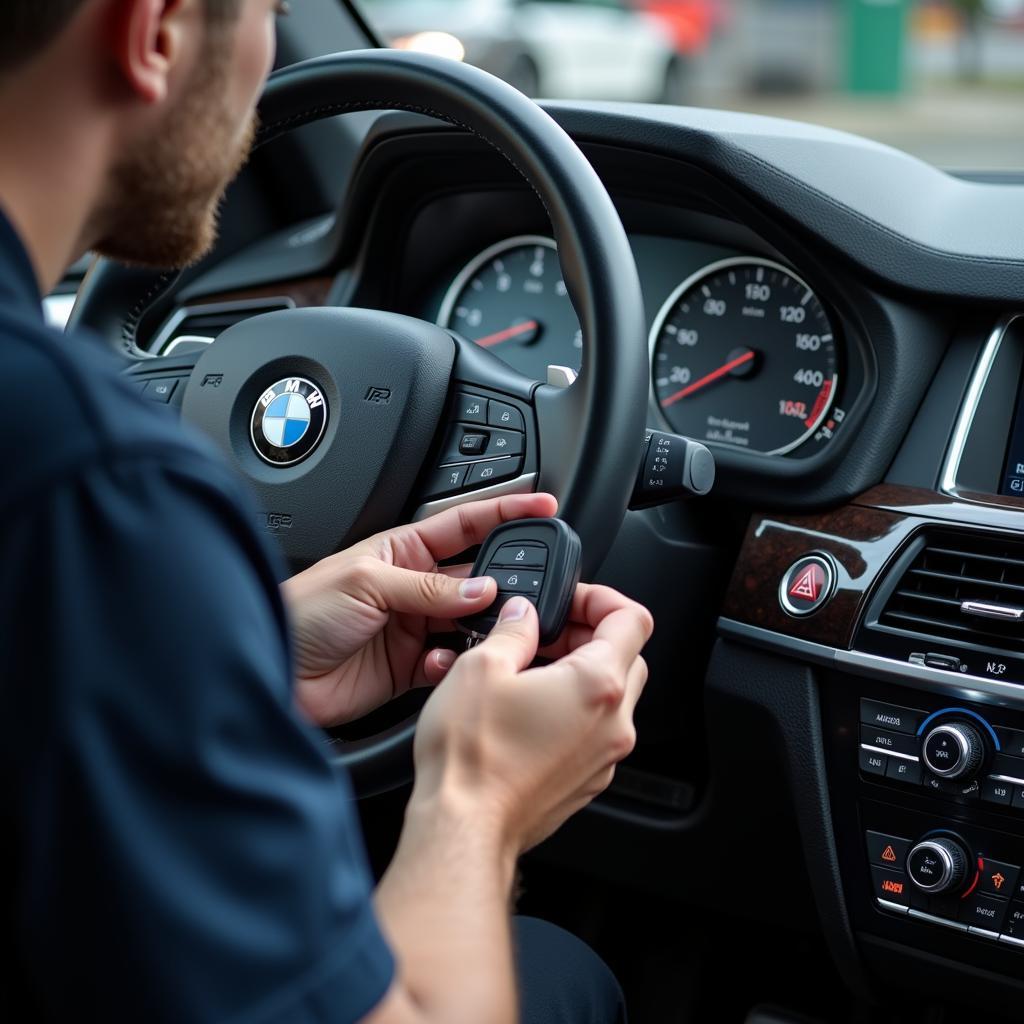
[906,836,970,895]
[921,721,985,780]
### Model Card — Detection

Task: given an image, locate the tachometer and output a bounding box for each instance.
[651,257,839,455]
[437,235,582,380]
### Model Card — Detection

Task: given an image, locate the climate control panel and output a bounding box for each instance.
[858,698,1024,809]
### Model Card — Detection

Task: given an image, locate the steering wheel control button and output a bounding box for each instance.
[866,831,911,870]
[859,699,925,737]
[484,429,524,458]
[487,401,525,432]
[907,838,969,895]
[493,543,547,569]
[778,554,836,617]
[870,866,910,907]
[424,464,468,498]
[466,458,520,487]
[922,722,985,779]
[487,569,544,595]
[458,519,582,648]
[143,377,179,403]
[250,376,328,467]
[860,747,888,777]
[456,393,488,424]
[458,432,489,456]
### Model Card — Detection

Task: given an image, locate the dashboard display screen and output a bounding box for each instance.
[1000,373,1024,496]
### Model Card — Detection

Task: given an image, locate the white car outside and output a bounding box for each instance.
[366,0,680,102]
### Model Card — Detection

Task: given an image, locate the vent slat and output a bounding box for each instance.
[876,532,1024,655]
[156,298,292,354]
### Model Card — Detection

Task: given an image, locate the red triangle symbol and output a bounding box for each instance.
[789,565,821,601]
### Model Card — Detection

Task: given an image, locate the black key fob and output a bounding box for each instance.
[456,518,582,647]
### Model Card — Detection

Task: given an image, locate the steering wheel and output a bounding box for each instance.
[71,50,648,797]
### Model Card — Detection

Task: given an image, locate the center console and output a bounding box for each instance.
[715,315,1024,1013]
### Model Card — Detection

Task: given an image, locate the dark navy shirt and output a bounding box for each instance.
[0,212,394,1021]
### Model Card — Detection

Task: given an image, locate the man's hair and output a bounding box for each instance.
[0,1,241,76]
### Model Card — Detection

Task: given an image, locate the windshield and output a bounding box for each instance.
[358,0,1024,171]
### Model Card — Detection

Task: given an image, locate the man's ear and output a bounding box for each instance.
[109,0,197,105]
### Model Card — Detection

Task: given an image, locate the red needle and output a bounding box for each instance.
[474,320,539,348]
[660,349,756,408]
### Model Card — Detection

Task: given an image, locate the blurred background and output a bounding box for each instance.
[357,0,1024,171]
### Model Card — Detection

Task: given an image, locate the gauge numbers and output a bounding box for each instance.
[437,235,582,381]
[651,257,839,456]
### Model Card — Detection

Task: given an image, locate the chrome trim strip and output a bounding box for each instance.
[961,600,1024,622]
[150,296,295,355]
[875,898,909,915]
[990,773,1024,786]
[860,744,920,763]
[412,472,537,522]
[907,908,969,932]
[968,926,1000,940]
[940,313,1024,497]
[999,933,1024,948]
[717,617,1024,710]
[163,334,214,356]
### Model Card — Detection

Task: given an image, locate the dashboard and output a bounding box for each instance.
[126,100,1024,1016]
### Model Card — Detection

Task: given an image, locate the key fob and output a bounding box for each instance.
[456,518,582,647]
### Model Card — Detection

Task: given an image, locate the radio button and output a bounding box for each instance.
[860,724,918,757]
[859,747,888,777]
[982,777,1014,806]
[886,757,923,786]
[860,699,924,736]
[958,893,1010,932]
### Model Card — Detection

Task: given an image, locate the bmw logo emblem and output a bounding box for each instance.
[251,377,328,466]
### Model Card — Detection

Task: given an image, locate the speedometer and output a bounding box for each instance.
[651,257,839,455]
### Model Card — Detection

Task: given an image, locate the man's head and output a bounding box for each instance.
[0,1,280,272]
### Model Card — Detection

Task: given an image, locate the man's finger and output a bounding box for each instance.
[361,561,498,618]
[414,647,458,688]
[405,493,558,563]
[567,603,654,679]
[468,596,540,674]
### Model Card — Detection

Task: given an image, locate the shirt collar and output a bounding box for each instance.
[0,205,44,318]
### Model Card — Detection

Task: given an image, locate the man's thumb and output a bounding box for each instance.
[472,596,540,672]
[366,562,497,618]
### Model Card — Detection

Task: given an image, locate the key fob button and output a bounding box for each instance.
[493,543,547,569]
[489,569,544,595]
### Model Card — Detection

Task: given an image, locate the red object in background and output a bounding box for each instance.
[633,0,726,55]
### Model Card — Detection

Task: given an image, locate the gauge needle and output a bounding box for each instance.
[474,320,540,348]
[660,348,756,408]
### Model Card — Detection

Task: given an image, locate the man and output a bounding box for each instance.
[1,2,653,1022]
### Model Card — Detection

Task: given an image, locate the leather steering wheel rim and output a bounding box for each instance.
[71,50,649,797]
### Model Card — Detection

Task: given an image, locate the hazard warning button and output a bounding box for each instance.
[779,553,837,617]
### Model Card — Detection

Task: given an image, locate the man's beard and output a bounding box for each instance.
[93,39,257,270]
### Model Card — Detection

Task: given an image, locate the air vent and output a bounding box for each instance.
[151,297,294,355]
[877,531,1024,653]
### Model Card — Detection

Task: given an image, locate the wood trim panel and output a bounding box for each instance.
[188,276,334,310]
[723,483,1024,648]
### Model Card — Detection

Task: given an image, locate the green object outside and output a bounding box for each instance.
[846,0,911,94]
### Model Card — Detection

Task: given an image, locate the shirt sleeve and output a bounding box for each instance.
[3,449,395,1023]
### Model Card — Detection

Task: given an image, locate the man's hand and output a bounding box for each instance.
[282,492,558,727]
[411,584,653,853]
